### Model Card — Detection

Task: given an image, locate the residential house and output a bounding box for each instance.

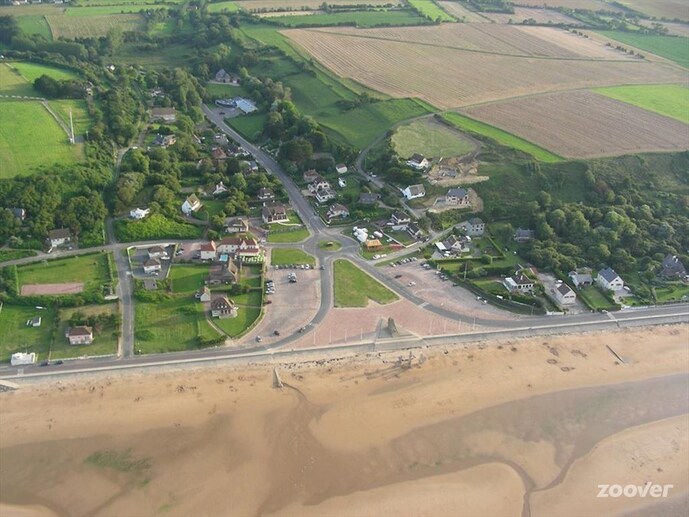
[308,175,330,194]
[457,217,485,237]
[66,326,94,345]
[390,211,411,231]
[212,181,228,196]
[215,68,231,83]
[660,254,687,280]
[147,246,167,260]
[236,98,257,114]
[553,282,577,306]
[327,204,349,220]
[48,228,71,248]
[198,286,211,302]
[153,133,176,147]
[262,204,288,224]
[503,273,535,293]
[596,267,624,291]
[446,188,469,206]
[335,163,348,174]
[303,169,320,183]
[143,258,162,274]
[217,236,261,260]
[316,188,336,204]
[436,235,470,255]
[182,194,202,215]
[569,269,593,288]
[211,147,228,164]
[199,241,217,261]
[10,208,25,221]
[224,217,250,233]
[150,107,177,123]
[245,160,259,172]
[129,207,150,220]
[358,192,380,205]
[514,228,535,243]
[364,239,383,251]
[207,259,239,285]
[401,184,426,200]
[210,296,237,319]
[257,188,275,201]
[406,153,429,170]
[214,133,229,146]
[407,222,423,240]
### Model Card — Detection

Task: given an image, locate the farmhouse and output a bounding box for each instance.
[401,184,426,200]
[597,268,624,291]
[316,188,337,204]
[153,133,176,147]
[503,273,535,293]
[327,204,350,220]
[446,188,469,206]
[407,154,429,170]
[129,207,150,220]
[224,217,250,234]
[143,258,162,274]
[457,217,485,237]
[66,326,94,345]
[660,254,687,280]
[48,228,71,248]
[359,192,380,205]
[208,259,239,285]
[210,296,237,319]
[569,269,593,288]
[150,107,177,123]
[257,188,275,201]
[182,194,202,215]
[199,241,217,261]
[212,182,228,196]
[262,204,288,224]
[514,228,535,242]
[335,163,348,174]
[147,245,168,259]
[552,282,576,306]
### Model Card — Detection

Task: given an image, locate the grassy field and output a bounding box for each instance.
[594,84,689,124]
[12,62,79,83]
[110,43,197,68]
[0,64,40,97]
[267,228,310,243]
[407,0,455,21]
[270,248,316,266]
[47,13,144,39]
[392,117,475,159]
[599,31,689,68]
[205,82,248,97]
[226,113,267,140]
[441,112,563,162]
[333,259,398,307]
[170,265,208,293]
[206,1,241,12]
[0,304,56,363]
[269,9,428,27]
[213,289,262,337]
[16,16,53,39]
[17,253,110,292]
[0,249,38,263]
[50,304,119,359]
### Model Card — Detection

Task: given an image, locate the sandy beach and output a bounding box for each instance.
[1,324,688,517]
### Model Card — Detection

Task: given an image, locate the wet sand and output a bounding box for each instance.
[1,324,688,517]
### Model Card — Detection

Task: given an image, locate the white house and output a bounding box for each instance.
[596,267,624,291]
[316,188,336,204]
[308,175,330,194]
[211,296,237,319]
[48,228,71,248]
[182,194,202,215]
[129,207,150,220]
[66,326,94,345]
[143,258,162,274]
[327,203,349,220]
[446,188,469,206]
[335,163,348,174]
[147,246,168,260]
[199,241,217,261]
[457,217,485,237]
[503,273,534,293]
[401,184,426,200]
[198,286,211,302]
[406,153,429,170]
[553,282,576,306]
[262,205,288,224]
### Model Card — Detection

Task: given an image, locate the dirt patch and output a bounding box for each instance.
[21,283,84,296]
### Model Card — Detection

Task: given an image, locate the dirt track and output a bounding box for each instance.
[21,283,84,296]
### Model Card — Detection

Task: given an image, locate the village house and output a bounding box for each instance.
[407,222,423,240]
[262,204,288,224]
[446,188,469,206]
[150,107,177,123]
[211,181,228,196]
[401,184,426,200]
[514,228,535,243]
[390,210,411,231]
[257,188,275,201]
[217,236,261,260]
[207,259,239,285]
[48,228,71,248]
[143,258,162,274]
[214,133,229,146]
[406,153,429,170]
[199,241,217,261]
[308,174,330,194]
[181,194,202,215]
[211,296,237,319]
[327,203,349,221]
[660,254,687,280]
[147,245,168,260]
[224,217,250,234]
[197,286,212,302]
[10,208,25,221]
[129,207,150,220]
[214,68,233,83]
[503,272,535,293]
[335,163,348,174]
[569,269,593,288]
[211,147,228,164]
[358,192,380,205]
[66,326,94,345]
[596,267,624,291]
[457,217,485,237]
[303,169,320,183]
[436,235,470,255]
[153,133,176,147]
[316,188,337,204]
[553,282,577,306]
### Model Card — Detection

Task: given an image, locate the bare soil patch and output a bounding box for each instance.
[21,283,84,296]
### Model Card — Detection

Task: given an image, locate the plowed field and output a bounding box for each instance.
[461,91,689,158]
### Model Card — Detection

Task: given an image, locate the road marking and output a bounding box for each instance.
[418,302,428,308]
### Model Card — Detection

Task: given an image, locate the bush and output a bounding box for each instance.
[114,214,202,242]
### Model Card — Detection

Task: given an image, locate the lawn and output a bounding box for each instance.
[269,9,429,28]
[50,304,119,359]
[0,249,38,263]
[213,301,262,338]
[333,259,398,307]
[407,0,455,21]
[114,214,202,242]
[593,84,689,124]
[12,61,79,83]
[17,253,110,292]
[226,113,267,140]
[598,31,689,68]
[270,248,316,266]
[0,64,38,97]
[0,304,56,363]
[653,284,689,303]
[392,117,475,160]
[169,265,208,293]
[16,15,53,39]
[266,228,310,243]
[578,286,618,311]
[205,82,248,98]
[441,112,563,163]
[0,101,82,179]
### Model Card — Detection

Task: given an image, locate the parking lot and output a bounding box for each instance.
[129,244,176,280]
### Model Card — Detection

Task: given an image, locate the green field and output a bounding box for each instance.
[17,253,110,292]
[270,248,316,266]
[206,1,240,12]
[594,85,689,124]
[47,13,144,39]
[0,101,82,178]
[0,304,56,362]
[16,15,53,39]
[269,9,429,28]
[12,62,79,83]
[441,112,563,163]
[599,31,689,68]
[65,5,166,15]
[48,99,93,136]
[114,214,203,242]
[213,289,262,337]
[0,64,39,97]
[392,117,475,159]
[266,228,310,243]
[333,259,398,307]
[205,82,247,97]
[407,0,455,21]
[0,249,38,263]
[170,265,208,293]
[226,113,267,140]
[50,304,119,359]
[110,43,197,68]
[578,285,618,311]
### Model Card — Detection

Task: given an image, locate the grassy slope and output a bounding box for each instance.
[114,214,202,242]
[333,259,398,307]
[407,0,455,21]
[0,304,56,362]
[17,254,110,290]
[16,16,53,40]
[0,64,39,97]
[12,61,79,82]
[442,112,563,163]
[48,99,93,135]
[598,31,689,68]
[270,248,316,266]
[392,117,475,159]
[593,84,689,124]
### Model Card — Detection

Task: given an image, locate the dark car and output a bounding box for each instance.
[394,274,403,279]
[273,330,280,336]
[39,360,49,367]
[54,360,64,365]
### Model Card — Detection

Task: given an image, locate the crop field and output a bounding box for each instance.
[598,31,689,68]
[436,2,488,22]
[268,9,428,28]
[16,15,53,39]
[407,0,455,22]
[206,1,240,12]
[110,43,196,68]
[480,7,582,25]
[594,84,689,124]
[617,0,689,21]
[12,62,79,83]
[46,14,144,38]
[461,91,689,159]
[0,101,81,179]
[653,22,689,38]
[0,64,38,98]
[285,25,686,109]
[392,117,476,160]
[234,0,400,10]
[515,0,623,10]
